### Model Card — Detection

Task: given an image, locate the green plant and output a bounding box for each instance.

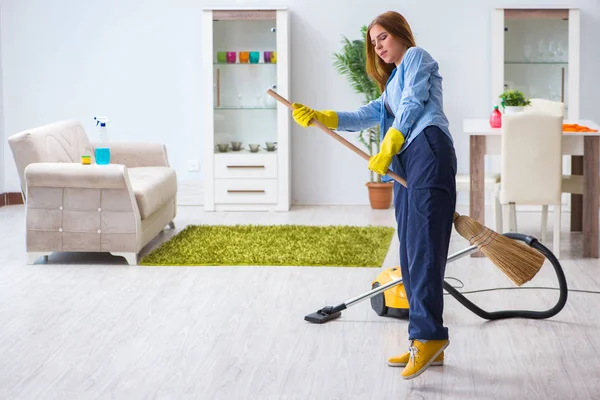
[333,26,382,183]
[499,89,531,107]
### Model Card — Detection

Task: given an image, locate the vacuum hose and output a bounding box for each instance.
[443,233,568,320]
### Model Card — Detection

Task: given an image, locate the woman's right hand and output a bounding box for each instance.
[292,103,338,129]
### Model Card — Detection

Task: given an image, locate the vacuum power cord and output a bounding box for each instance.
[445,284,600,296]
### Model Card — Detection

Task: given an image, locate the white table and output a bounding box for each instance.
[464,119,600,258]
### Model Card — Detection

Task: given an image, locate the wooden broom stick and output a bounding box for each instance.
[267,89,545,286]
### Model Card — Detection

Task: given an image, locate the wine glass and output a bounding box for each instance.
[255,90,262,108]
[556,40,566,62]
[523,44,533,61]
[548,40,558,62]
[537,39,547,61]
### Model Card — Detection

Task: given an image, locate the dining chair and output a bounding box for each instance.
[500,111,564,258]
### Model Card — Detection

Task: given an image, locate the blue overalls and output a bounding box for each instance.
[337,46,457,340]
[392,127,456,340]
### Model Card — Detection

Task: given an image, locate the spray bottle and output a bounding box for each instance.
[489,105,502,128]
[94,116,110,164]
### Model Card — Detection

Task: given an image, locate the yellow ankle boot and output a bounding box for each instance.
[387,350,444,367]
[400,339,449,380]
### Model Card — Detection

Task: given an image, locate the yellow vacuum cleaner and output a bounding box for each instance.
[305,233,568,323]
[370,267,409,319]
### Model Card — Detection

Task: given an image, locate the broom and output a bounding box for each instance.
[266,89,545,286]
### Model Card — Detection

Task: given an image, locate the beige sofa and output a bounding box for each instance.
[8,120,177,265]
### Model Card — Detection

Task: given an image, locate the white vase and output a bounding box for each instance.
[503,106,524,114]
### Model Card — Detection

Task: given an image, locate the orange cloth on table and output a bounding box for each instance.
[562,123,598,132]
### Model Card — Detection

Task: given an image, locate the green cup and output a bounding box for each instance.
[217,51,226,63]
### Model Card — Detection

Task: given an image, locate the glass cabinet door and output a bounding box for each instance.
[504,9,569,112]
[213,16,278,154]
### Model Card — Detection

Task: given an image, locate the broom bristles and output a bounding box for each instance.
[453,212,545,286]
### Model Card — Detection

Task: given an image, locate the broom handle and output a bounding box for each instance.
[266,89,407,187]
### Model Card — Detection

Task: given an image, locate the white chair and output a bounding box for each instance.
[456,173,502,232]
[500,111,564,258]
[529,99,566,243]
[528,98,600,241]
[529,98,566,117]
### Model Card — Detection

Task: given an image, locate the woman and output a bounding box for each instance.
[292,11,457,380]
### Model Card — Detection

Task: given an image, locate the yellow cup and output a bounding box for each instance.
[270,51,277,63]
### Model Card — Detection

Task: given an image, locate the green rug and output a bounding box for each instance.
[140,224,395,267]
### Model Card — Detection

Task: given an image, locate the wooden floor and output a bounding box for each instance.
[1,204,599,399]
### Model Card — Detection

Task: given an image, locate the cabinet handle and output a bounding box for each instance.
[227,165,265,169]
[227,189,266,193]
[216,68,220,107]
[561,67,565,103]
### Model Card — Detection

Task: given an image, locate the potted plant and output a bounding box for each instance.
[499,89,531,114]
[333,26,393,209]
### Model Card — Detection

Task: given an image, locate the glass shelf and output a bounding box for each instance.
[505,61,568,65]
[214,149,278,155]
[213,63,276,66]
[214,107,276,110]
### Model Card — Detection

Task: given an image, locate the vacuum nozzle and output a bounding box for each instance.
[304,304,346,324]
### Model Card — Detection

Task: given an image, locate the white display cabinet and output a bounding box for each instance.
[202,7,291,211]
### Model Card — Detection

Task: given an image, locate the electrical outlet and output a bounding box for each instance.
[188,160,200,172]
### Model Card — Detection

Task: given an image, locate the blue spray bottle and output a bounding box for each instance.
[94,116,110,164]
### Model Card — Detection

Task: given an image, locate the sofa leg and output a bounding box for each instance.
[168,221,175,229]
[27,252,51,265]
[111,252,137,266]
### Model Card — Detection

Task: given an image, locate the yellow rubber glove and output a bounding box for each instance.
[368,127,405,176]
[292,103,338,129]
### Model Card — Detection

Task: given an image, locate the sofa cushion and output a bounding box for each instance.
[127,167,177,219]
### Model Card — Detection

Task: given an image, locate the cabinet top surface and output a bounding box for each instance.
[203,6,288,11]
[494,6,578,10]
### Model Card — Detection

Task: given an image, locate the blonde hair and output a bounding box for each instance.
[366,11,417,92]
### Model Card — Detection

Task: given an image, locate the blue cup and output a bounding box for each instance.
[95,147,111,165]
[249,51,259,63]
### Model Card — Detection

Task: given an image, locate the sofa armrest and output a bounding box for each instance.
[92,142,170,168]
[25,163,130,189]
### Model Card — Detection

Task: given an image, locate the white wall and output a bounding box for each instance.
[0,2,4,194]
[2,0,600,205]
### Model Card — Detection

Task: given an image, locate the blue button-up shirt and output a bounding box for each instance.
[336,46,452,158]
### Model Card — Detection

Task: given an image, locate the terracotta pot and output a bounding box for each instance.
[366,182,394,209]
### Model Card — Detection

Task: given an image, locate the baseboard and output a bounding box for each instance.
[0,193,24,207]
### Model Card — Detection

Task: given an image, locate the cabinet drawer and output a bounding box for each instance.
[214,179,278,204]
[214,154,277,178]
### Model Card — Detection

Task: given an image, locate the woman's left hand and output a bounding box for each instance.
[368,127,405,175]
